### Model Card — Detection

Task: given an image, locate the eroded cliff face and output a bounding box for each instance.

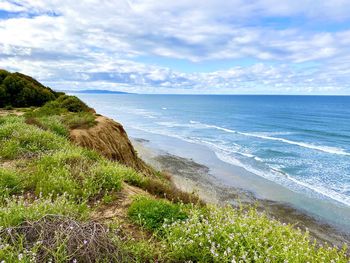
[70,115,152,174]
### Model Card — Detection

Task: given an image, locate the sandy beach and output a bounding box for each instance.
[132,137,350,248]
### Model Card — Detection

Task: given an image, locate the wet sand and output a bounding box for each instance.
[132,138,350,248]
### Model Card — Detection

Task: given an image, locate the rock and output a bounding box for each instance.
[69,115,152,174]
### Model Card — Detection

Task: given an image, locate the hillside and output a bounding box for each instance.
[0,72,348,262]
[0,69,60,107]
[70,115,152,175]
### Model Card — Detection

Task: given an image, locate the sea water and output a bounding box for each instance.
[76,94,350,228]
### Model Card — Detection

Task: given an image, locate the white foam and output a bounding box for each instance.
[122,123,350,207]
[183,135,350,207]
[215,152,350,207]
[239,132,350,156]
[190,121,350,156]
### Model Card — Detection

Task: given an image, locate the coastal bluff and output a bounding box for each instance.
[70,115,152,174]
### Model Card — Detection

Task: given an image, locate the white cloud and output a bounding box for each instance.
[0,0,350,94]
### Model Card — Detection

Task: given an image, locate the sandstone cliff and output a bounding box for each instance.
[70,115,152,175]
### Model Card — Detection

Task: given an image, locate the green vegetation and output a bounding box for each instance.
[0,69,59,107]
[126,196,348,262]
[55,94,91,112]
[162,205,349,262]
[0,168,24,199]
[0,195,88,228]
[0,117,123,201]
[128,196,187,232]
[0,72,348,262]
[0,116,69,159]
[26,115,69,137]
[62,111,97,129]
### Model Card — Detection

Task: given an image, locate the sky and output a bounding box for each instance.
[1,1,350,94]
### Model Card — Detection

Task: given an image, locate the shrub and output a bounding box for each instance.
[24,100,67,118]
[128,196,188,232]
[62,112,97,129]
[4,105,13,110]
[0,71,57,107]
[0,69,9,83]
[56,95,90,112]
[162,205,349,262]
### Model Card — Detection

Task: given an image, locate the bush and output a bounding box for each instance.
[0,69,9,83]
[161,205,349,262]
[0,71,57,107]
[56,95,90,112]
[128,196,188,232]
[4,105,13,110]
[63,112,96,129]
[24,100,67,118]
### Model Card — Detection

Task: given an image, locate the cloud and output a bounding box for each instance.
[0,0,350,94]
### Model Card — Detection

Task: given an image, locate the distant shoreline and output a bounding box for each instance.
[64,89,131,94]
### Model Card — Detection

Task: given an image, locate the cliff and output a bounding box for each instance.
[70,115,153,175]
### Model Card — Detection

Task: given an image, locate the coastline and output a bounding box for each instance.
[73,93,350,248]
[132,137,350,247]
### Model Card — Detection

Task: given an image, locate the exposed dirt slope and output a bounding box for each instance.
[70,115,153,175]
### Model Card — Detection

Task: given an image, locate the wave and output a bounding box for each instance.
[190,121,350,156]
[124,123,350,207]
[215,151,350,207]
[127,108,158,119]
[239,132,350,156]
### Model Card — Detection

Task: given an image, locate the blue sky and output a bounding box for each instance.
[1,1,350,94]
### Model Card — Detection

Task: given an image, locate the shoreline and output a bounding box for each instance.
[132,137,350,247]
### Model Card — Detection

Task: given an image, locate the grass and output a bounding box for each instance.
[0,108,348,262]
[114,236,162,262]
[0,168,24,200]
[25,115,69,137]
[0,116,69,159]
[23,94,97,135]
[62,112,97,129]
[128,196,188,232]
[123,167,202,204]
[22,147,123,200]
[0,194,88,228]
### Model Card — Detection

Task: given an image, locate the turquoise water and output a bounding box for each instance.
[77,94,350,209]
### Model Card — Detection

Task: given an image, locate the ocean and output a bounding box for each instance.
[76,94,350,229]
